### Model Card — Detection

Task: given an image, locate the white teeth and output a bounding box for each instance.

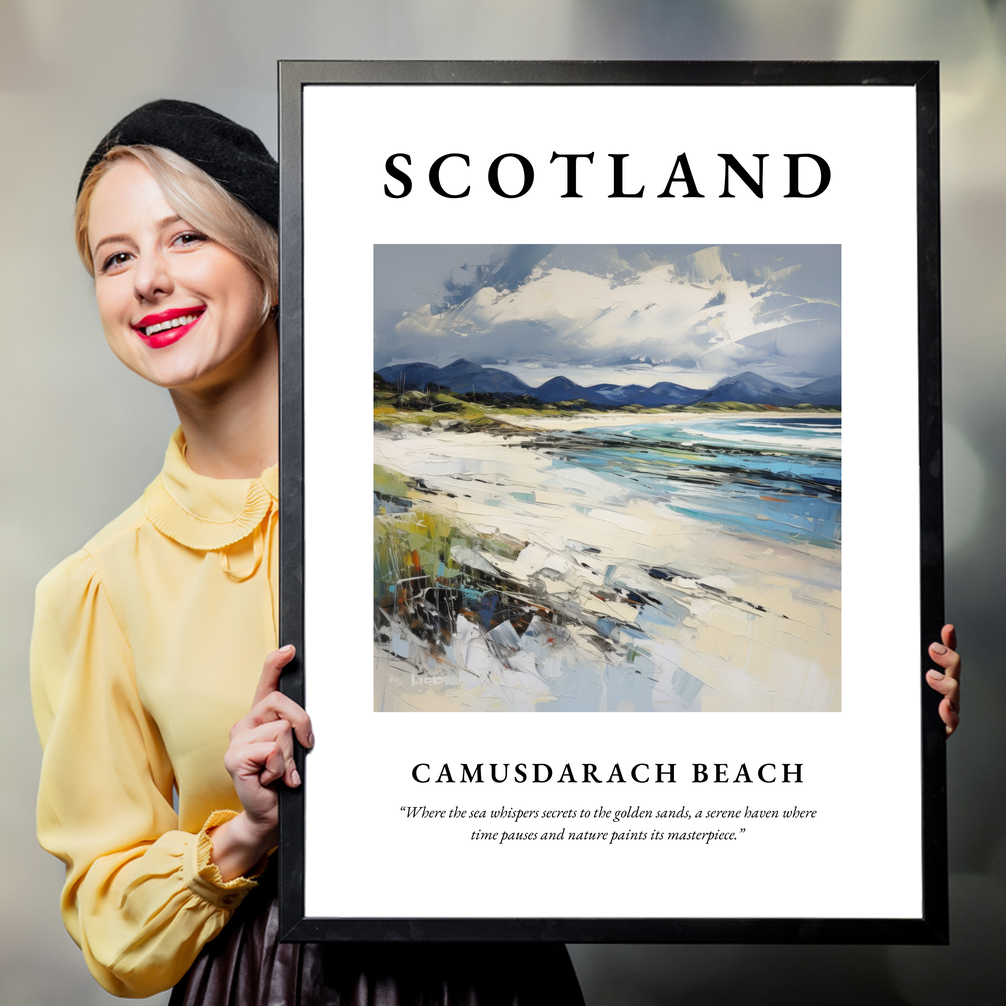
[142,313,199,337]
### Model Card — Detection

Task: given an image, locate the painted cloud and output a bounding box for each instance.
[374,244,840,389]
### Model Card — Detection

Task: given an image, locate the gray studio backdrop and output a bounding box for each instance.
[2,2,1003,1004]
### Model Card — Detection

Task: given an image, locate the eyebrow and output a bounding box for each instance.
[91,215,185,258]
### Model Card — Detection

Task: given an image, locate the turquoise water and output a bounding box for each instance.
[539,415,841,547]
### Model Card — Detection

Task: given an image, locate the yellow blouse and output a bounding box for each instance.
[31,428,279,998]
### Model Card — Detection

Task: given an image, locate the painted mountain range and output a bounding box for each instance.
[377,359,841,408]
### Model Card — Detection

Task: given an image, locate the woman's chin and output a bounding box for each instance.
[109,322,272,395]
[123,353,219,392]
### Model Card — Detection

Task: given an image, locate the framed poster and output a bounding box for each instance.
[277,61,946,943]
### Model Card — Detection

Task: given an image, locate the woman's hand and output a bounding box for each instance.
[209,645,314,881]
[926,624,961,738]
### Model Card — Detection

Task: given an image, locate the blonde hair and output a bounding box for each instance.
[75,145,278,322]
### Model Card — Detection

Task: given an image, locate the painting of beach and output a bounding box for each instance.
[373,245,841,712]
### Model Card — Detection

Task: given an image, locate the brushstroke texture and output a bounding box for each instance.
[373,245,841,712]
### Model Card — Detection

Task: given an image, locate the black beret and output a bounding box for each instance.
[78,99,278,228]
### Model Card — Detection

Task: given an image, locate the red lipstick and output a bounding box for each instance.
[132,306,206,349]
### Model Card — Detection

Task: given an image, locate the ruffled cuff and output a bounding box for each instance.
[182,810,269,910]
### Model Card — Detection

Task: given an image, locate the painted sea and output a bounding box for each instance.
[544,416,841,548]
[373,412,841,713]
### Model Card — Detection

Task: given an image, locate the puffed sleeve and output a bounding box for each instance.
[31,549,261,998]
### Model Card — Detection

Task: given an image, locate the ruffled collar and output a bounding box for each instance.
[143,428,278,551]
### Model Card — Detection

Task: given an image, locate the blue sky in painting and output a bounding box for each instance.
[374,244,840,390]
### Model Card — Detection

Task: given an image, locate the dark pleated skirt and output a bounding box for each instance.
[169,869,584,1006]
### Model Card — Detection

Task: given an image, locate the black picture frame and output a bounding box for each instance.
[277,60,945,944]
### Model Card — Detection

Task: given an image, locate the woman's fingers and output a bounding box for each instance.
[259,742,289,787]
[226,739,288,787]
[241,644,314,749]
[929,639,960,677]
[925,667,959,704]
[230,719,302,788]
[218,646,309,845]
[927,623,961,737]
[254,691,313,749]
[940,698,961,736]
[232,689,314,750]
[941,623,958,653]
[252,644,296,707]
[928,633,961,683]
[223,645,311,811]
[926,669,960,736]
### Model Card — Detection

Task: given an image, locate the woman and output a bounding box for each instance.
[31,100,586,1003]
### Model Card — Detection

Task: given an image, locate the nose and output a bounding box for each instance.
[133,246,173,303]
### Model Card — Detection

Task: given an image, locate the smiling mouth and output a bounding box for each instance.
[131,307,207,349]
[142,313,199,337]
[134,307,206,338]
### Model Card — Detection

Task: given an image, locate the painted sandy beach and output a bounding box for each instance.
[373,244,841,712]
[374,412,840,712]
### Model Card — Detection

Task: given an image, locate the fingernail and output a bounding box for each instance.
[280,644,295,654]
[306,732,315,748]
[928,669,944,680]
[291,768,301,787]
[931,643,947,655]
